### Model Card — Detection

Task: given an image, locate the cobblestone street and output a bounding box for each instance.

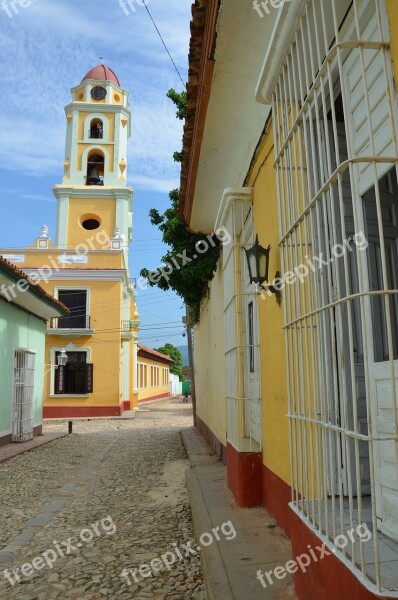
[0,399,206,600]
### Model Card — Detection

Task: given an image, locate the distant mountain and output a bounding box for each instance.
[177,345,189,366]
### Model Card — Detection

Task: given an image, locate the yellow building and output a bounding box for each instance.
[0,64,140,417]
[181,1,398,599]
[137,344,173,404]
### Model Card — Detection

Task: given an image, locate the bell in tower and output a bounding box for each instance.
[86,153,105,186]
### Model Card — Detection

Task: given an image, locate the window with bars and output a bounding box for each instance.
[54,351,93,395]
[12,350,35,442]
[219,194,262,451]
[56,289,89,329]
[271,0,398,593]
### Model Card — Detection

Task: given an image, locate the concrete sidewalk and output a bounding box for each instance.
[181,427,296,600]
[0,432,67,463]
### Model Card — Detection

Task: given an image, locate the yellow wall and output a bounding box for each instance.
[194,264,226,446]
[77,144,114,173]
[42,279,123,408]
[77,112,115,141]
[387,0,398,83]
[67,198,115,248]
[246,123,291,486]
[0,247,136,410]
[137,355,170,402]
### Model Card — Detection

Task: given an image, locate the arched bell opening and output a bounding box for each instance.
[86,151,105,186]
[89,118,103,139]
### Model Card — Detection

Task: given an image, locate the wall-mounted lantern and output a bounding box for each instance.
[57,348,68,368]
[44,348,68,376]
[244,235,281,304]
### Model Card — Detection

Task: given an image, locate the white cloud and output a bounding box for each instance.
[132,175,179,193]
[0,0,190,190]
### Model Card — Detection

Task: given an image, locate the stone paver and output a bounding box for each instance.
[0,398,205,599]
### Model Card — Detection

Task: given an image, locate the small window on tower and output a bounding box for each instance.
[89,118,103,139]
[80,213,102,231]
[82,218,100,230]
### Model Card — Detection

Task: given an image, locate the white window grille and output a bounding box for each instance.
[217,192,263,451]
[272,0,398,594]
[12,350,36,443]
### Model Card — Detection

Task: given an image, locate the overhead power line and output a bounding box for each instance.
[143,4,186,89]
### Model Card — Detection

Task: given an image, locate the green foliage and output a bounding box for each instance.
[155,343,183,379]
[173,150,183,163]
[166,89,187,120]
[140,89,221,325]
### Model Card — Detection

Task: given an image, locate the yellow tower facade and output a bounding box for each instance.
[1,64,140,417]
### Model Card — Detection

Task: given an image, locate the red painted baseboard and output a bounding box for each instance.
[262,465,390,600]
[227,442,263,507]
[138,393,170,404]
[123,400,131,411]
[262,464,293,535]
[43,406,122,418]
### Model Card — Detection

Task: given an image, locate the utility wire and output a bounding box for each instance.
[143,4,186,89]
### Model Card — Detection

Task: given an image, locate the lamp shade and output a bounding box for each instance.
[244,235,271,285]
[57,349,68,367]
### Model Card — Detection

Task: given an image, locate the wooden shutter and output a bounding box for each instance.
[85,363,94,393]
[55,365,65,394]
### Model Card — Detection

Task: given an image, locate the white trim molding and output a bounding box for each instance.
[49,345,91,396]
[215,187,253,231]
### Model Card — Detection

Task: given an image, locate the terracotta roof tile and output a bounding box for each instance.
[179,0,220,223]
[137,344,174,364]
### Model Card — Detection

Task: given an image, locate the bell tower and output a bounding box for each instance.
[54,64,133,250]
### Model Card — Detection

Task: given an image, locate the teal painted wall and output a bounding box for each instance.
[0,300,46,437]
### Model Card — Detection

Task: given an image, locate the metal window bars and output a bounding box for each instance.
[272,0,398,594]
[221,197,263,452]
[12,350,35,443]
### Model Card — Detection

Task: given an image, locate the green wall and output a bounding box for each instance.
[0,300,46,437]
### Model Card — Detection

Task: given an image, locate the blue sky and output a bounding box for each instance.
[0,0,191,351]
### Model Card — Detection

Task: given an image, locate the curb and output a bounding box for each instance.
[185,468,234,600]
[181,428,234,600]
[0,433,68,464]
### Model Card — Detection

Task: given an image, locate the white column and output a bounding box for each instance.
[133,334,139,395]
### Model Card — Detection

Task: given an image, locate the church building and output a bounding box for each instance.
[0,64,140,417]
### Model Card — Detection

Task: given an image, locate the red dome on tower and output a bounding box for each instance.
[82,64,121,86]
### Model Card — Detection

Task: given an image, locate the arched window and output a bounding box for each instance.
[89,118,103,139]
[86,150,105,186]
